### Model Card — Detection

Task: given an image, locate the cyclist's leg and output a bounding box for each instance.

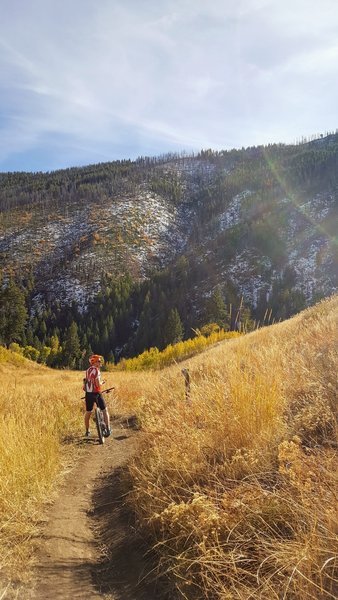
[84,411,92,431]
[85,393,95,433]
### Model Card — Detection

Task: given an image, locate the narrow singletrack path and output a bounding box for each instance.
[28,419,160,600]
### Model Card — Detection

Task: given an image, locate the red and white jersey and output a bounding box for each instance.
[85,366,102,393]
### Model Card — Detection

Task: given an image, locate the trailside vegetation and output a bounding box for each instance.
[0,348,83,581]
[127,295,338,600]
[109,329,240,371]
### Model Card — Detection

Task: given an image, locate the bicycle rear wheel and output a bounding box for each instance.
[95,407,105,444]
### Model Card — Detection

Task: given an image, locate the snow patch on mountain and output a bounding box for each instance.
[282,192,337,301]
[299,193,334,221]
[225,250,272,308]
[37,274,100,312]
[288,238,335,301]
[219,190,252,231]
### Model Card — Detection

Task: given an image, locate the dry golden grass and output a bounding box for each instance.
[0,349,156,589]
[0,351,84,583]
[125,295,338,599]
[0,295,337,600]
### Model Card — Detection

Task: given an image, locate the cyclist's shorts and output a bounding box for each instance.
[85,392,106,412]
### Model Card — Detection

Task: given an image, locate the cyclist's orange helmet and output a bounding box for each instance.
[89,354,102,365]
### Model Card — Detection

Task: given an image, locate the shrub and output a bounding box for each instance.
[108,330,241,371]
[23,345,40,361]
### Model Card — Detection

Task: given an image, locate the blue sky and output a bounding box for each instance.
[1,0,338,172]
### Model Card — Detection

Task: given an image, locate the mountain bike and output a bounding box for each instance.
[94,387,114,444]
[95,404,107,444]
[82,387,114,444]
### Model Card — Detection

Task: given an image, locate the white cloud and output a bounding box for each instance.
[1,0,338,170]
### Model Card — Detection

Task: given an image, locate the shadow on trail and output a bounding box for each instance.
[31,559,97,600]
[63,435,101,446]
[91,465,170,600]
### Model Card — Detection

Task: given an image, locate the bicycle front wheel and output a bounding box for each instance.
[95,407,105,444]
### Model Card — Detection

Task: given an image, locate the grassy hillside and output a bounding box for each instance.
[125,295,337,599]
[0,295,337,598]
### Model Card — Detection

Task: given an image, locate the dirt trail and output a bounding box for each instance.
[28,419,161,600]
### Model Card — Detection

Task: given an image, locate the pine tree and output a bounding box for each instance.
[203,286,229,330]
[0,279,28,345]
[50,334,60,352]
[134,291,152,352]
[26,326,34,346]
[101,325,109,354]
[163,308,184,347]
[62,321,81,368]
[38,319,47,342]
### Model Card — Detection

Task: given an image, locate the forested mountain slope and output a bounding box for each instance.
[1,133,337,364]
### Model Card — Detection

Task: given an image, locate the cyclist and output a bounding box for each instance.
[83,354,111,438]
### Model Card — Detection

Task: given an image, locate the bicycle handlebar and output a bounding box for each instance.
[81,387,115,400]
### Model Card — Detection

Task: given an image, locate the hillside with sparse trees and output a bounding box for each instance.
[1,133,337,365]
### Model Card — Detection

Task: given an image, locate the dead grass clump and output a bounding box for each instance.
[290,394,336,445]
